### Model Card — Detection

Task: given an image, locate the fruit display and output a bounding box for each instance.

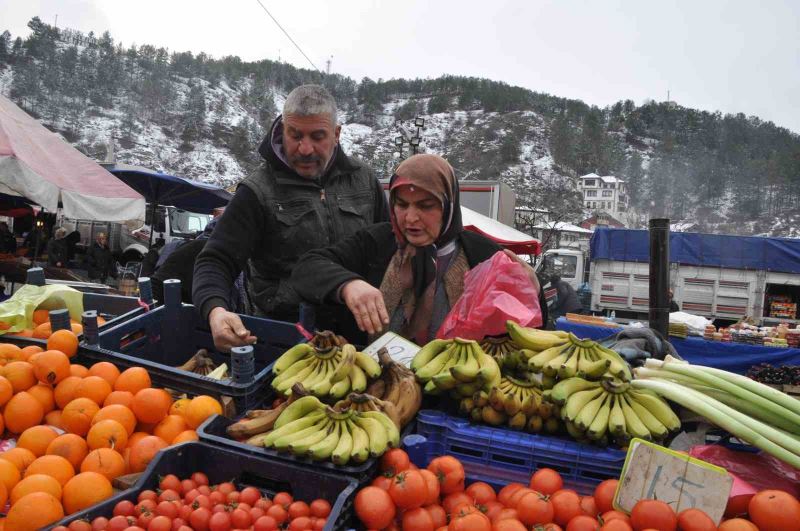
[54,471,335,531]
[480,336,522,370]
[272,333,381,400]
[411,338,501,398]
[0,334,227,528]
[242,395,400,465]
[363,347,423,428]
[747,363,800,385]
[175,349,228,379]
[547,376,681,446]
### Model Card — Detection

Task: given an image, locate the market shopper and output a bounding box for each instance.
[46,227,69,268]
[549,274,583,319]
[290,153,547,343]
[193,85,388,351]
[85,232,117,284]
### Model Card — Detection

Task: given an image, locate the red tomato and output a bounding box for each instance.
[600,520,632,531]
[288,501,311,519]
[156,501,179,519]
[226,491,240,504]
[184,489,201,504]
[255,498,273,511]
[181,479,196,494]
[580,496,599,517]
[68,521,92,531]
[137,500,157,514]
[516,491,555,526]
[355,486,396,530]
[198,485,212,496]
[250,507,266,521]
[273,492,293,507]
[389,470,428,510]
[209,491,226,505]
[465,482,496,505]
[443,492,474,516]
[448,507,491,531]
[381,448,411,475]
[91,517,109,531]
[676,508,717,531]
[115,500,137,517]
[565,515,600,531]
[171,519,187,531]
[212,504,227,514]
[372,474,394,491]
[231,508,252,528]
[139,490,159,502]
[428,456,466,495]
[289,516,312,531]
[403,506,436,531]
[217,482,236,495]
[193,494,212,510]
[240,486,262,506]
[601,511,630,524]
[160,474,181,492]
[253,515,278,531]
[497,483,526,506]
[483,500,504,521]
[491,508,519,523]
[551,490,583,527]
[314,518,327,531]
[593,480,619,515]
[208,511,232,531]
[190,507,213,531]
[138,510,156,528]
[629,499,677,531]
[108,516,138,531]
[530,468,564,496]
[266,504,288,524]
[310,499,332,518]
[147,516,173,531]
[426,504,448,529]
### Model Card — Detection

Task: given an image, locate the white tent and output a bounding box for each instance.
[461,206,541,255]
[0,95,145,220]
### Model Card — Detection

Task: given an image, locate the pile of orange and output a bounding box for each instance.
[6,308,107,339]
[0,333,223,529]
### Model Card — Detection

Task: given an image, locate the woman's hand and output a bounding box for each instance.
[341,279,390,335]
[503,249,541,293]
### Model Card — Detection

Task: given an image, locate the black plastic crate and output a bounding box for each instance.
[83,292,145,330]
[48,441,359,531]
[95,294,305,411]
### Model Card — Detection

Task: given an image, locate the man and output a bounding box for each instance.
[85,232,117,284]
[668,289,680,312]
[46,227,69,267]
[193,85,388,351]
[0,222,15,254]
[550,274,583,319]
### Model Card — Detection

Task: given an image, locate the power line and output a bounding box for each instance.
[253,0,321,73]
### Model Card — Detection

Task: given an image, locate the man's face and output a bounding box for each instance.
[96,234,107,245]
[283,113,341,179]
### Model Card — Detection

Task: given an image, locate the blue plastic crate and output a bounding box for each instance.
[412,410,627,495]
[48,441,358,531]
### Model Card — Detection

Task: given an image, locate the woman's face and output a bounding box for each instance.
[393,185,444,247]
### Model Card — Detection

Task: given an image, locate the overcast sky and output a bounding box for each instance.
[3,0,799,133]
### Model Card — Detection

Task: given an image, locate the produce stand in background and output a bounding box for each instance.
[556,317,800,374]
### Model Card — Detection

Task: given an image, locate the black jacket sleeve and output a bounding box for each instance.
[373,176,389,223]
[192,185,264,321]
[291,223,392,306]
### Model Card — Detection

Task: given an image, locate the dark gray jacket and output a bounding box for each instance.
[85,242,116,280]
[193,116,389,326]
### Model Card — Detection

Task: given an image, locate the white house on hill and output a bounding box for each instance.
[580,173,629,215]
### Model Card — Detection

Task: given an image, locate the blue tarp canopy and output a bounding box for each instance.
[590,228,800,275]
[104,164,231,214]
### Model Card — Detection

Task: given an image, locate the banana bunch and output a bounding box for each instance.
[463,376,561,435]
[480,336,525,371]
[363,348,422,428]
[547,377,681,446]
[411,338,501,398]
[228,384,309,441]
[507,321,571,351]
[272,342,381,399]
[252,396,400,465]
[335,392,401,430]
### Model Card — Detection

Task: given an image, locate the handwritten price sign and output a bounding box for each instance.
[363,332,421,368]
[615,439,733,524]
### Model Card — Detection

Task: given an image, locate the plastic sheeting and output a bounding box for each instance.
[462,206,541,255]
[590,228,800,274]
[556,318,800,374]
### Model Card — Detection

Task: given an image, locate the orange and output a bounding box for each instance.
[153,414,188,444]
[185,395,223,429]
[92,404,136,436]
[54,376,81,409]
[10,473,62,504]
[25,455,75,486]
[131,388,172,424]
[0,412,5,435]
[44,410,64,430]
[4,491,64,531]
[73,375,112,405]
[0,344,22,364]
[86,419,128,451]
[169,397,192,418]
[17,425,60,457]
[0,458,21,492]
[0,376,12,406]
[32,309,50,326]
[103,390,134,408]
[80,448,125,481]
[128,435,168,473]
[46,434,88,471]
[114,367,151,394]
[47,329,79,358]
[87,362,120,388]
[32,350,71,385]
[61,397,100,437]
[62,471,112,514]
[136,420,157,434]
[4,391,43,433]
[172,430,199,444]
[0,447,36,473]
[2,361,36,392]
[127,432,149,449]
[32,322,52,339]
[69,364,88,378]
[27,383,56,414]
[18,346,42,362]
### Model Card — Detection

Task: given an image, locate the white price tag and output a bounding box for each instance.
[363,332,421,368]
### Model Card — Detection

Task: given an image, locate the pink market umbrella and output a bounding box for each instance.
[0,94,145,221]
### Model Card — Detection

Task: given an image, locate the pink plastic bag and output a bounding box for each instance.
[436,251,542,340]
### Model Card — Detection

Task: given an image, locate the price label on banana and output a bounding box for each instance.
[363,332,421,368]
[615,439,733,524]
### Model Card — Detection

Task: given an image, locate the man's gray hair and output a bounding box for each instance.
[283,85,338,124]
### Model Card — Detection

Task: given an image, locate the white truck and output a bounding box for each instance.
[537,228,800,326]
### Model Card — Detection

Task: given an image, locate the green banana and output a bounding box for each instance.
[411,338,450,371]
[289,419,335,455]
[329,375,351,399]
[506,321,569,351]
[273,358,319,393]
[309,422,343,460]
[558,348,580,379]
[550,377,601,406]
[273,343,314,374]
[355,350,382,379]
[264,411,326,448]
[330,345,356,384]
[271,355,314,387]
[587,394,611,440]
[608,395,627,436]
[575,391,609,431]
[347,419,370,463]
[579,357,612,380]
[563,387,605,423]
[360,410,400,448]
[273,395,325,429]
[592,345,632,380]
[543,346,573,377]
[349,363,368,392]
[528,343,570,371]
[625,395,669,439]
[628,390,681,432]
[332,420,354,465]
[302,359,334,393]
[352,412,389,457]
[415,343,458,379]
[451,343,480,383]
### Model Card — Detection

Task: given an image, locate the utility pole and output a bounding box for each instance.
[54,14,58,28]
[325,56,333,75]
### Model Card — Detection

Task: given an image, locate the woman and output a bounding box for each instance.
[46,227,69,268]
[291,154,546,344]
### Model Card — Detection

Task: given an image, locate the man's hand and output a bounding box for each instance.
[209,306,257,352]
[503,249,541,293]
[341,279,390,335]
